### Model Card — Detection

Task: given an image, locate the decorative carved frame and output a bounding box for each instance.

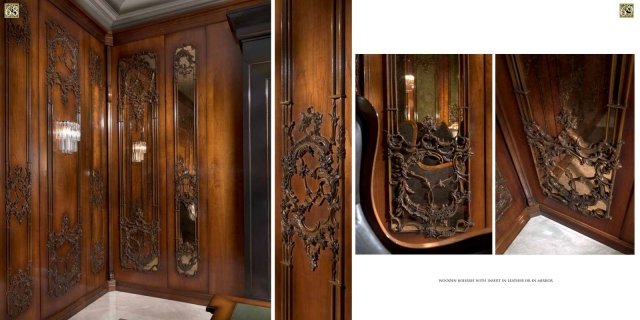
[385,54,474,238]
[45,19,83,298]
[506,55,627,219]
[118,50,161,272]
[5,1,34,316]
[173,44,199,277]
[279,0,347,319]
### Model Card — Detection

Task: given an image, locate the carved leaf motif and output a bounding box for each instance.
[6,166,31,224]
[7,267,33,318]
[47,215,82,297]
[6,1,31,50]
[388,116,473,238]
[281,105,343,272]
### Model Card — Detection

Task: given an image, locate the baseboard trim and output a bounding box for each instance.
[539,203,634,254]
[46,283,108,320]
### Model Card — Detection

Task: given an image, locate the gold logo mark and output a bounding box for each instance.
[4,3,20,19]
[620,3,634,18]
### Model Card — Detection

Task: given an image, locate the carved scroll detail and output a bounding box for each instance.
[281,106,344,272]
[47,215,82,297]
[89,170,104,208]
[5,165,31,224]
[6,1,30,49]
[387,117,473,238]
[45,20,80,106]
[175,157,199,276]
[495,168,513,221]
[524,107,619,219]
[7,267,33,318]
[89,49,103,87]
[120,208,160,272]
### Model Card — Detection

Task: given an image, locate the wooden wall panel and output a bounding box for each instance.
[275,0,352,319]
[164,27,209,294]
[204,21,245,298]
[495,54,634,253]
[110,35,168,290]
[38,1,99,317]
[108,15,247,304]
[2,0,41,318]
[358,54,491,252]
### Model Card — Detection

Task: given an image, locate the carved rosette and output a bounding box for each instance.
[525,107,619,219]
[6,1,31,50]
[281,106,344,272]
[5,165,31,224]
[387,117,473,238]
[495,169,513,221]
[120,208,161,272]
[47,215,82,297]
[7,266,33,318]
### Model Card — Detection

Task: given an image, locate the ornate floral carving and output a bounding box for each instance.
[174,45,196,78]
[281,106,344,271]
[45,20,80,107]
[387,117,473,238]
[524,107,619,219]
[5,165,31,224]
[120,207,160,272]
[89,49,103,87]
[175,157,199,276]
[90,240,105,274]
[119,51,158,126]
[495,168,513,221]
[6,1,31,50]
[7,266,33,318]
[89,170,104,208]
[47,215,82,297]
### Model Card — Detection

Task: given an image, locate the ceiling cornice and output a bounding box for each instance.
[73,0,230,31]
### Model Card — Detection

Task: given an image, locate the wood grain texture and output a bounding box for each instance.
[359,54,492,252]
[495,54,634,254]
[275,0,351,318]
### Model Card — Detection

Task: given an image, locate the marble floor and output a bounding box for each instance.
[71,291,211,320]
[504,215,622,255]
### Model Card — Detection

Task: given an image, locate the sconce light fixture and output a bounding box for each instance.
[404,74,415,91]
[132,141,147,162]
[54,121,81,154]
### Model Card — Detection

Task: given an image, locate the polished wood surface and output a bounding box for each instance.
[359,54,492,252]
[206,294,271,320]
[108,8,249,304]
[495,54,634,253]
[275,0,352,319]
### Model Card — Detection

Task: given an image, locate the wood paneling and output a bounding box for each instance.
[358,54,492,252]
[108,11,248,304]
[275,0,351,319]
[495,54,634,254]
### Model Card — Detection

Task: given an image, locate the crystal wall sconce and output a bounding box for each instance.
[132,141,147,162]
[54,121,81,154]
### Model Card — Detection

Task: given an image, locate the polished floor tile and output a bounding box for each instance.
[504,215,622,255]
[71,291,211,320]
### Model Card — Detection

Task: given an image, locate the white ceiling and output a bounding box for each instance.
[73,0,230,30]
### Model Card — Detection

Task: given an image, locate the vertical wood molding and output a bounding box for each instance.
[45,18,83,299]
[4,1,34,317]
[278,0,349,318]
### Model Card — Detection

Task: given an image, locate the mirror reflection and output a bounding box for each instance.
[174,45,199,276]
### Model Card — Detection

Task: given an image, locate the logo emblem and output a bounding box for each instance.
[4,3,20,19]
[620,3,634,18]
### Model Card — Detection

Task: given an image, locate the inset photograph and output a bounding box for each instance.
[495,54,634,254]
[356,54,493,254]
